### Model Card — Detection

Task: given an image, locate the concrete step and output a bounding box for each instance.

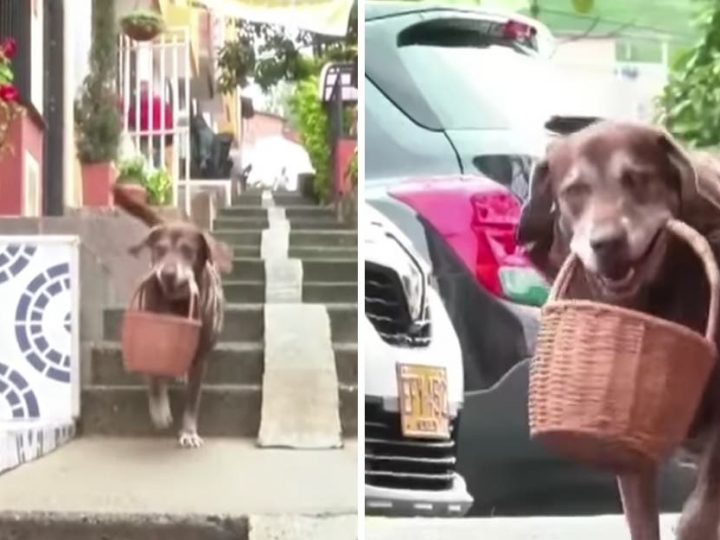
[214,230,262,246]
[229,258,357,282]
[215,217,350,231]
[0,438,356,540]
[224,280,357,303]
[214,230,357,248]
[80,384,357,437]
[103,303,358,343]
[90,342,358,386]
[219,205,335,218]
[231,245,261,258]
[224,246,357,261]
[288,246,358,260]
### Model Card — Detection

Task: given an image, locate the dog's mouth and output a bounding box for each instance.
[593,229,666,297]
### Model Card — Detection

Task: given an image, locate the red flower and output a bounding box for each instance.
[0,84,19,103]
[1,38,17,59]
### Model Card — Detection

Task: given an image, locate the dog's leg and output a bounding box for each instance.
[178,354,208,449]
[676,428,720,540]
[148,376,173,429]
[617,466,660,540]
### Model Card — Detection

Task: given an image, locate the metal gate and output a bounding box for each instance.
[117,28,193,215]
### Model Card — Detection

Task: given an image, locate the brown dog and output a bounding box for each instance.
[113,185,232,448]
[517,120,720,540]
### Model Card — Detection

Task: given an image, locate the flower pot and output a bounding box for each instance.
[82,162,116,207]
[114,182,146,206]
[121,18,164,42]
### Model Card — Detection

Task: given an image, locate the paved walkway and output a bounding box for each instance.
[366,515,681,540]
[0,437,356,516]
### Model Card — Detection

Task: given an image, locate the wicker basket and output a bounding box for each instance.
[529,219,719,472]
[121,280,201,377]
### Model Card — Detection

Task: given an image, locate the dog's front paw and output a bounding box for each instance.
[178,430,204,449]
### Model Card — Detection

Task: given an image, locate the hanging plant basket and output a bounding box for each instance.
[120,10,165,42]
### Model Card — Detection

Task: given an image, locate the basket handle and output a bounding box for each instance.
[549,219,720,342]
[128,271,201,322]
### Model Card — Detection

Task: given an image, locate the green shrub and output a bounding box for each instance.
[288,76,331,202]
[657,3,720,147]
[116,157,146,185]
[75,0,121,164]
[145,168,172,206]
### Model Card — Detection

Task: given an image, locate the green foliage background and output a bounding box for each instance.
[287,76,331,202]
[658,1,720,147]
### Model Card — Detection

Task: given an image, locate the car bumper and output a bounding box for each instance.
[366,473,473,517]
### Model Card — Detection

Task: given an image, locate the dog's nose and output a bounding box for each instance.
[590,230,627,258]
[160,267,177,284]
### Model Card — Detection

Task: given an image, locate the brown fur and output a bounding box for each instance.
[517,120,720,539]
[113,185,231,448]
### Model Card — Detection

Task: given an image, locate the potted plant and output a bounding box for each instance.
[120,9,165,42]
[75,0,121,207]
[115,157,147,204]
[0,37,23,158]
[144,168,172,207]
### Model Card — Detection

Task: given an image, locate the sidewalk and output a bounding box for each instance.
[0,437,356,515]
[366,515,681,540]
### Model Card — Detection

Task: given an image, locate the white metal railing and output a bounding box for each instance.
[117,27,193,215]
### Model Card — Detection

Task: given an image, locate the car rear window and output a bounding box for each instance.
[394,19,552,131]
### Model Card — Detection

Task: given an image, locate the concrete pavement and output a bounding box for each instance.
[0,437,356,517]
[366,515,681,539]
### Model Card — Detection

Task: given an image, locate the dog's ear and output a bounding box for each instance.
[517,158,555,248]
[655,128,695,201]
[198,233,234,274]
[128,225,164,257]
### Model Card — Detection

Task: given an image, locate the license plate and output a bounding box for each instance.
[397,364,450,439]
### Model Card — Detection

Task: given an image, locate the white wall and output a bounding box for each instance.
[30,0,43,113]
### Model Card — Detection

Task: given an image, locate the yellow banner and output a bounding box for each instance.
[201,0,354,37]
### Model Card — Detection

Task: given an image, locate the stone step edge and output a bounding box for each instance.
[0,512,358,540]
[104,302,359,311]
[90,341,358,354]
[83,383,358,392]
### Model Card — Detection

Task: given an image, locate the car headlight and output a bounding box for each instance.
[366,223,428,322]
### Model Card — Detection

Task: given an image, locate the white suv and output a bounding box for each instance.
[364,203,473,516]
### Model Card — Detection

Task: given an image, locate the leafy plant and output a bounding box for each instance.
[288,76,331,202]
[144,168,172,206]
[74,0,121,164]
[216,2,357,93]
[657,2,720,147]
[0,37,22,157]
[116,156,146,185]
[120,9,165,41]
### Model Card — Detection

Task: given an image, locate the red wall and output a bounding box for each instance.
[333,138,356,199]
[0,113,43,216]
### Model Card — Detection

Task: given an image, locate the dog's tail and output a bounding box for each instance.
[112,184,165,227]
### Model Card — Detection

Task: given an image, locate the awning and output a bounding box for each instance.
[198,0,354,37]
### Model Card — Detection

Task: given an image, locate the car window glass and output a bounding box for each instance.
[366,78,461,180]
[473,154,535,201]
[395,23,553,131]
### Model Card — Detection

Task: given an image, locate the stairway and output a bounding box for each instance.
[0,190,358,539]
[82,189,357,438]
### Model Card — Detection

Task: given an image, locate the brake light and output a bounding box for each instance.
[389,180,549,306]
[471,192,548,306]
[502,20,536,41]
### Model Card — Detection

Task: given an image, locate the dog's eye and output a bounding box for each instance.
[154,244,168,257]
[621,171,650,192]
[180,244,195,261]
[561,183,591,200]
